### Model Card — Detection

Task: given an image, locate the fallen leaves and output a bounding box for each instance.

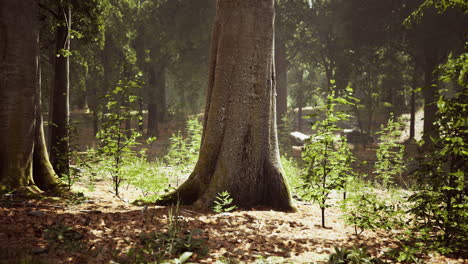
[0,193,465,264]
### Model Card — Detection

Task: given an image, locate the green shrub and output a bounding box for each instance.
[408,89,467,255]
[340,183,407,236]
[328,246,383,264]
[212,191,237,213]
[302,89,356,227]
[96,76,143,197]
[374,114,406,188]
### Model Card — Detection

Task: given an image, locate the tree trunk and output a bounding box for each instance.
[296,69,304,131]
[409,64,418,140]
[34,60,60,191]
[49,1,71,177]
[422,56,439,147]
[146,65,166,137]
[0,0,60,193]
[157,0,295,211]
[275,18,287,125]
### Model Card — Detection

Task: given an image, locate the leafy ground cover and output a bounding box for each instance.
[0,183,465,264]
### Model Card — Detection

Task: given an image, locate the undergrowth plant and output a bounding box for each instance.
[97,75,142,197]
[212,191,237,213]
[374,113,406,188]
[328,246,383,264]
[165,117,202,186]
[340,182,407,236]
[302,87,356,228]
[408,89,467,256]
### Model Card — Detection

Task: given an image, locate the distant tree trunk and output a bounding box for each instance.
[275,18,287,125]
[49,1,71,177]
[147,65,166,137]
[422,56,439,147]
[296,69,304,131]
[409,64,418,140]
[157,0,295,211]
[0,0,60,193]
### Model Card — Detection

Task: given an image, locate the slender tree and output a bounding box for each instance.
[49,0,71,177]
[157,0,295,211]
[0,0,60,193]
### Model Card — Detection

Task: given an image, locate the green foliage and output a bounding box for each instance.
[301,90,356,227]
[386,245,423,263]
[212,191,238,213]
[328,246,383,264]
[281,155,304,199]
[340,182,407,236]
[374,114,406,188]
[96,75,143,197]
[124,156,169,203]
[407,89,467,255]
[165,117,202,184]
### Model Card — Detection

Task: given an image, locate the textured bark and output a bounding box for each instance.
[0,0,59,193]
[49,2,71,177]
[157,0,295,211]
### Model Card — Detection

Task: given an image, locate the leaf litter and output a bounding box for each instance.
[0,184,466,264]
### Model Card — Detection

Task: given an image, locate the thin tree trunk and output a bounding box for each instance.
[157,0,295,211]
[409,64,418,140]
[296,69,304,131]
[49,1,71,177]
[275,19,287,125]
[422,57,439,148]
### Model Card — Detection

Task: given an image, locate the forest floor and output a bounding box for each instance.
[0,179,466,264]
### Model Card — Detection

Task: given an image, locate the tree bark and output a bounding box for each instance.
[49,1,71,177]
[0,0,60,193]
[275,17,287,125]
[146,65,166,137]
[34,60,60,191]
[296,69,304,131]
[409,64,418,140]
[157,0,295,211]
[422,56,439,147]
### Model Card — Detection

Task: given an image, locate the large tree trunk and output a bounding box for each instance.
[0,0,60,193]
[49,1,71,177]
[157,0,295,211]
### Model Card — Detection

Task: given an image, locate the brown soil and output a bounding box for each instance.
[1,184,466,264]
